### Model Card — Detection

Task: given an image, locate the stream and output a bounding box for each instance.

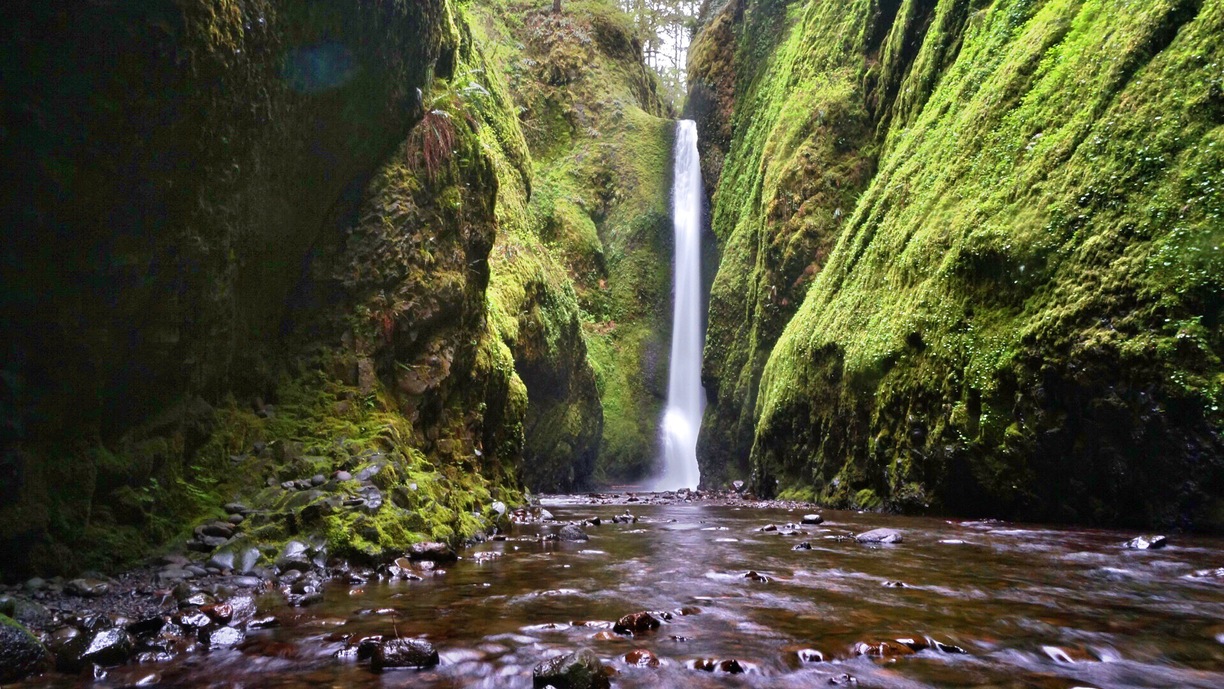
[22,496,1224,688]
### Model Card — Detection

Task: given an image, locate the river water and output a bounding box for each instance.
[53,497,1224,688]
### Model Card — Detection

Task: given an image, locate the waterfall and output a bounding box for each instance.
[652,120,706,491]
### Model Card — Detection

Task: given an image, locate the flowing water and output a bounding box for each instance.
[654,119,705,492]
[49,498,1224,689]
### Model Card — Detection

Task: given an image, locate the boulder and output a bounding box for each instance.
[407,541,457,562]
[371,637,439,670]
[559,525,589,542]
[624,648,659,667]
[0,614,48,682]
[200,625,245,649]
[532,648,610,689]
[65,578,111,597]
[855,528,902,544]
[1123,535,1167,550]
[55,628,135,672]
[801,514,824,525]
[613,611,660,636]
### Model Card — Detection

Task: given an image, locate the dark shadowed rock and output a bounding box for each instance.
[855,528,902,544]
[532,648,610,689]
[65,578,111,597]
[371,637,439,670]
[56,628,134,672]
[1123,535,1167,550]
[559,525,589,542]
[0,614,47,682]
[613,611,660,635]
[407,542,458,562]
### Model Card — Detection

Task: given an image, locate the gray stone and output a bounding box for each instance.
[335,471,353,482]
[66,578,111,598]
[532,648,610,689]
[407,542,457,562]
[802,514,824,525]
[855,528,903,544]
[311,474,326,486]
[200,625,245,648]
[276,541,313,572]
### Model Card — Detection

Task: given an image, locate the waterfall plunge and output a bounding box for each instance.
[652,120,706,491]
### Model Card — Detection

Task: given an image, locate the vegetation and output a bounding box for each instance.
[694,0,1224,529]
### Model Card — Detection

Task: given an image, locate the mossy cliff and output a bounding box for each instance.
[0,0,676,578]
[693,0,1224,528]
[469,0,675,486]
[0,0,520,579]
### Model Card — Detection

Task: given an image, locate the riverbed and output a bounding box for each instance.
[18,495,1224,688]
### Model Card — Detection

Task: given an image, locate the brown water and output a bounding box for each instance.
[73,498,1224,688]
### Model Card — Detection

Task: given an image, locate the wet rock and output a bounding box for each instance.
[228,513,245,525]
[883,580,909,588]
[792,542,812,551]
[125,616,166,637]
[532,648,610,689]
[613,611,660,636]
[371,637,440,670]
[207,550,236,571]
[200,625,245,649]
[0,596,51,629]
[174,610,212,629]
[790,647,825,663]
[245,615,280,630]
[743,571,770,583]
[758,524,778,532]
[624,648,659,667]
[65,578,111,598]
[1123,535,1167,550]
[276,541,313,572]
[224,503,249,515]
[198,522,236,539]
[0,614,48,682]
[311,474,326,486]
[56,628,135,672]
[559,525,589,542]
[855,528,903,544]
[201,603,234,624]
[689,658,747,673]
[407,541,456,562]
[828,673,859,685]
[732,480,745,493]
[802,514,824,525]
[852,640,915,658]
[335,470,353,482]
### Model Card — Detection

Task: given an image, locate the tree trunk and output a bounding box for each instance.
[553,0,562,12]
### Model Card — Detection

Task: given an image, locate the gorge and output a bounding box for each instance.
[0,0,1222,685]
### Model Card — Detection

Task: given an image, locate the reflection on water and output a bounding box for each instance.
[69,500,1224,688]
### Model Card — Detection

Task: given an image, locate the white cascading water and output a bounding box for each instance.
[652,120,706,491]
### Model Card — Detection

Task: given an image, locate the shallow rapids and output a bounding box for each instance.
[25,497,1224,688]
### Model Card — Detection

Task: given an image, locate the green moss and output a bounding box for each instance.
[743,0,1224,529]
[468,0,675,486]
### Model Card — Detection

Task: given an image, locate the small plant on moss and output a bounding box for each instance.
[407,76,491,182]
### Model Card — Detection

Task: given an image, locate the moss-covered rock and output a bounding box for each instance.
[0,613,47,682]
[698,0,1224,528]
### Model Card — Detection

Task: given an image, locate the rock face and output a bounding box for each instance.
[691,0,1224,529]
[0,0,502,578]
[0,615,47,682]
[532,648,610,689]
